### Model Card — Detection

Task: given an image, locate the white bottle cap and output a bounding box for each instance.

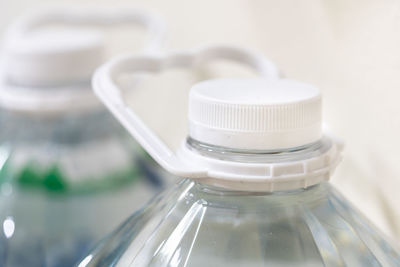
[3,29,105,87]
[0,7,167,113]
[189,78,322,150]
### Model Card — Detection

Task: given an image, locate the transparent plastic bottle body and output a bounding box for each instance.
[82,178,400,267]
[0,108,164,267]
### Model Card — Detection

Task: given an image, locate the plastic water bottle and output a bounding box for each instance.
[0,7,166,267]
[78,46,400,266]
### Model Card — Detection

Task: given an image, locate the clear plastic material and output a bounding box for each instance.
[80,179,400,267]
[79,141,400,267]
[0,107,165,266]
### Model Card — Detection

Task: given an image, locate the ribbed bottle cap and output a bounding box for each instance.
[189,78,322,150]
[3,29,105,87]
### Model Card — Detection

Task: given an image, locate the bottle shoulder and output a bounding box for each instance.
[82,179,400,266]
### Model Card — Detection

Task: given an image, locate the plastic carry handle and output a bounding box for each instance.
[93,44,279,178]
[6,6,166,51]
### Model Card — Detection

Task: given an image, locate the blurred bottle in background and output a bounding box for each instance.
[0,6,168,266]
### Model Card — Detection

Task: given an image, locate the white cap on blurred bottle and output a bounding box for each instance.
[3,29,105,87]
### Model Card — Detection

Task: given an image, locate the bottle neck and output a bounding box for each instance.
[0,107,124,145]
[177,135,339,192]
[186,136,332,164]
